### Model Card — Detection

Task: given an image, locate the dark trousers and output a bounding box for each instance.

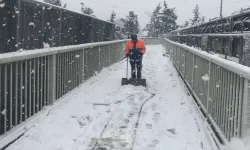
[130,60,142,79]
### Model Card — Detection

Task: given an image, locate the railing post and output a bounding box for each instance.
[207,61,212,114]
[183,49,187,79]
[108,44,111,66]
[48,54,57,105]
[191,54,195,90]
[241,78,250,138]
[98,46,101,72]
[82,49,85,82]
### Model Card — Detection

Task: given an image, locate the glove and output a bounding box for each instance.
[126,54,130,57]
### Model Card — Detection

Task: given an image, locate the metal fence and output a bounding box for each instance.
[0,0,115,54]
[0,40,127,141]
[163,38,250,146]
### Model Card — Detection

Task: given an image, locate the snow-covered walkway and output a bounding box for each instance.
[7,45,213,150]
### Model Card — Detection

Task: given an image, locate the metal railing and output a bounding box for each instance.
[163,38,250,145]
[0,40,127,139]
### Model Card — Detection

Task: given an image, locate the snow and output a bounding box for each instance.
[29,22,35,26]
[1,109,6,115]
[5,45,213,150]
[0,3,4,8]
[43,42,50,48]
[201,74,210,81]
[221,137,250,150]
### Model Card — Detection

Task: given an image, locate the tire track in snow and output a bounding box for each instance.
[90,94,135,150]
[91,90,156,150]
[130,93,156,150]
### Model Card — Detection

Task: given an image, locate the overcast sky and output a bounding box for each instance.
[39,0,250,28]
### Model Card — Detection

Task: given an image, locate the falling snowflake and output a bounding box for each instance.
[0,3,5,8]
[75,55,80,58]
[2,24,6,26]
[29,22,35,26]
[216,84,220,88]
[1,109,6,115]
[201,74,209,81]
[68,80,71,83]
[194,65,198,68]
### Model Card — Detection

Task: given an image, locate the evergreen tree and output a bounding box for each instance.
[143,4,162,37]
[63,3,67,8]
[144,1,178,37]
[183,21,189,27]
[201,16,205,24]
[191,4,201,26]
[109,11,116,22]
[44,0,61,6]
[80,2,95,17]
[179,20,190,28]
[160,1,178,34]
[121,11,139,37]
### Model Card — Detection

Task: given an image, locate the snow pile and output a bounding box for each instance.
[221,138,250,150]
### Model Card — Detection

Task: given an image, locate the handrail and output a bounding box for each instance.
[165,38,250,80]
[0,40,128,64]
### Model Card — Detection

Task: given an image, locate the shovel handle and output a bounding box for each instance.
[126,57,128,79]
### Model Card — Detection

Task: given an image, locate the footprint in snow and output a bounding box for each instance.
[151,103,157,111]
[145,123,152,129]
[149,140,159,147]
[167,128,178,137]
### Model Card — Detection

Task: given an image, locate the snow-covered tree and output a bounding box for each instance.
[109,10,116,22]
[80,2,95,17]
[190,4,201,26]
[201,16,205,24]
[144,1,178,37]
[44,0,61,6]
[113,18,127,39]
[179,20,190,28]
[190,4,206,26]
[144,4,162,37]
[160,1,178,34]
[121,11,139,37]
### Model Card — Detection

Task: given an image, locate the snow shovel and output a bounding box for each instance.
[121,57,146,87]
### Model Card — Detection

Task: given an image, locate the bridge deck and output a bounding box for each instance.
[6,45,212,150]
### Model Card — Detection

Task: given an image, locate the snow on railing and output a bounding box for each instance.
[0,39,127,149]
[164,38,250,148]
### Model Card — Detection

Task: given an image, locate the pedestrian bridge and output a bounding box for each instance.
[0,38,250,150]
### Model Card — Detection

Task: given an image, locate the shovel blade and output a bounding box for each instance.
[121,78,146,87]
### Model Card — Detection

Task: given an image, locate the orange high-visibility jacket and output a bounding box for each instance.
[125,39,146,55]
